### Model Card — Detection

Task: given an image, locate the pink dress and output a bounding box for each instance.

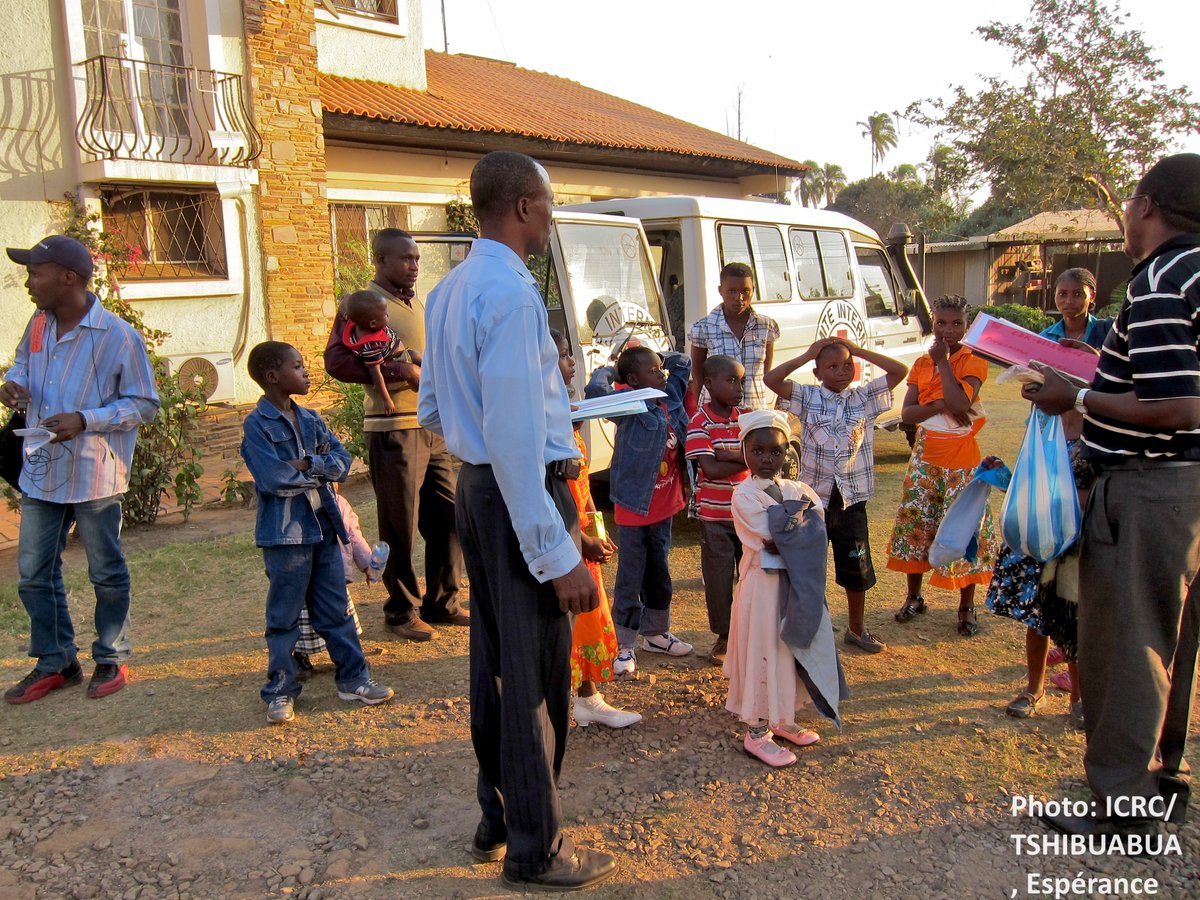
[724,477,823,728]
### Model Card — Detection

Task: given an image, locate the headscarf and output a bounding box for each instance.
[738,409,790,445]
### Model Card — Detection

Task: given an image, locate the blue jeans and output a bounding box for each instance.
[612,519,674,647]
[261,511,369,702]
[18,494,132,672]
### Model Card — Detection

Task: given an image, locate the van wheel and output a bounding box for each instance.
[781,442,801,482]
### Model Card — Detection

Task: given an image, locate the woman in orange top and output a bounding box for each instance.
[887,296,998,636]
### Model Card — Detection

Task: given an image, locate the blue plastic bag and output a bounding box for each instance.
[1000,409,1081,562]
[929,462,1011,567]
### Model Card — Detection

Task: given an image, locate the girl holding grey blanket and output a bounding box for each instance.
[724,410,825,767]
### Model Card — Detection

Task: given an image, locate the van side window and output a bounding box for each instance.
[855,247,901,317]
[718,223,791,302]
[788,228,854,300]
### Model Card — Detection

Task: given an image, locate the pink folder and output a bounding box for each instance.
[963,313,1099,385]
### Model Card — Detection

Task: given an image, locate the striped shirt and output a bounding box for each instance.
[1082,235,1200,460]
[779,375,892,506]
[685,404,749,520]
[4,295,159,503]
[688,306,780,410]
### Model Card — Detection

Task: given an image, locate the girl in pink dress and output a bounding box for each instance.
[724,409,823,767]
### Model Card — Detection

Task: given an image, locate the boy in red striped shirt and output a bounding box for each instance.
[685,355,750,664]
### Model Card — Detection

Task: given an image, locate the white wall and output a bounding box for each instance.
[315,0,426,89]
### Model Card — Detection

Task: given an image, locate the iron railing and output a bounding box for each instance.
[330,0,399,21]
[76,56,262,168]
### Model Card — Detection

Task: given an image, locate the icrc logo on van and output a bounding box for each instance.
[816,298,870,379]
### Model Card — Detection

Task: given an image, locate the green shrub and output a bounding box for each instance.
[320,376,367,465]
[985,303,1051,334]
[1098,302,1122,318]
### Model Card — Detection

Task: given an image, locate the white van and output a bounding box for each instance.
[564,196,933,425]
[414,210,671,474]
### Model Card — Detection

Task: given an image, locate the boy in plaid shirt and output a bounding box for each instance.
[685,355,750,664]
[764,338,907,653]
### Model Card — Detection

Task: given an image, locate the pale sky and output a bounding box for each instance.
[421,0,1200,193]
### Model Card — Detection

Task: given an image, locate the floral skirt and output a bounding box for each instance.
[886,434,998,590]
[572,560,619,688]
[985,543,1079,660]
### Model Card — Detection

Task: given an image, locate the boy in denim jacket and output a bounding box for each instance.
[240,341,394,724]
[586,346,692,678]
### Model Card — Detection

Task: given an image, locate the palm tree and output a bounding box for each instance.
[821,163,847,205]
[792,160,821,206]
[805,165,827,208]
[889,163,919,184]
[856,112,898,176]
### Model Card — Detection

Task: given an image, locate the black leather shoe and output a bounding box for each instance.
[1159,774,1190,824]
[470,820,506,862]
[501,846,617,892]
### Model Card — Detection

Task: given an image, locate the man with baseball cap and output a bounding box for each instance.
[2,234,159,704]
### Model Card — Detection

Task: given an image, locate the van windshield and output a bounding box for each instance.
[556,221,668,354]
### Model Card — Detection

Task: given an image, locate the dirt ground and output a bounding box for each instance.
[0,414,1197,899]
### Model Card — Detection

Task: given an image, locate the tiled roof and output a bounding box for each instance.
[991,209,1123,242]
[319,51,806,175]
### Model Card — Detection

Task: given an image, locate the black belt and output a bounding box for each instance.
[464,460,580,481]
[1097,457,1200,473]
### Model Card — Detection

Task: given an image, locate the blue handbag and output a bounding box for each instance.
[929,461,1011,567]
[1000,409,1081,562]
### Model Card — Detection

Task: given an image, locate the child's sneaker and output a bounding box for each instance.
[642,632,692,657]
[743,730,796,767]
[612,648,637,678]
[267,696,295,724]
[338,680,394,705]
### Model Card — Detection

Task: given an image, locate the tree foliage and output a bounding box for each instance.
[857,112,899,175]
[830,176,957,241]
[909,0,1200,227]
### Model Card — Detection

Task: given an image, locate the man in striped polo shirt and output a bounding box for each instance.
[1025,153,1200,838]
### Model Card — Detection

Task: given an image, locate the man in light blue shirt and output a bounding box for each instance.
[2,235,159,704]
[418,151,616,891]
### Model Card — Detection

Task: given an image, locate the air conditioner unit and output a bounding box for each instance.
[165,353,236,404]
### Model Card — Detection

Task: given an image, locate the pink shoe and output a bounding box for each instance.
[1046,646,1066,668]
[743,731,797,767]
[1048,671,1073,693]
[773,725,821,747]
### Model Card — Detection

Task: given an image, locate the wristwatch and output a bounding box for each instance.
[1073,388,1090,415]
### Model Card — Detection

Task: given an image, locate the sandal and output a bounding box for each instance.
[1006,689,1045,718]
[894,595,927,622]
[956,606,979,637]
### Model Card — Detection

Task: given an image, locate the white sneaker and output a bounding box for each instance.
[573,692,642,729]
[612,648,636,677]
[266,696,294,724]
[642,632,693,657]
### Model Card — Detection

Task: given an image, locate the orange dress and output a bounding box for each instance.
[569,430,620,688]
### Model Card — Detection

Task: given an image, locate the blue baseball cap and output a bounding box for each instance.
[6,235,94,281]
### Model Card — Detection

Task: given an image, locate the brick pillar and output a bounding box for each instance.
[243,0,334,363]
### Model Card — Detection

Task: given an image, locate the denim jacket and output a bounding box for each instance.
[240,397,351,547]
[585,351,691,516]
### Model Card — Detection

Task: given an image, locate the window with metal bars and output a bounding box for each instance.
[330,0,398,22]
[101,187,228,280]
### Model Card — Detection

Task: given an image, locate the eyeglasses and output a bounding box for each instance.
[1121,194,1149,207]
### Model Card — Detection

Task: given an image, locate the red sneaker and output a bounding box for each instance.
[87,664,128,699]
[4,660,84,704]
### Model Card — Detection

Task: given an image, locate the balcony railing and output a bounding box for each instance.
[330,0,399,21]
[76,56,262,168]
